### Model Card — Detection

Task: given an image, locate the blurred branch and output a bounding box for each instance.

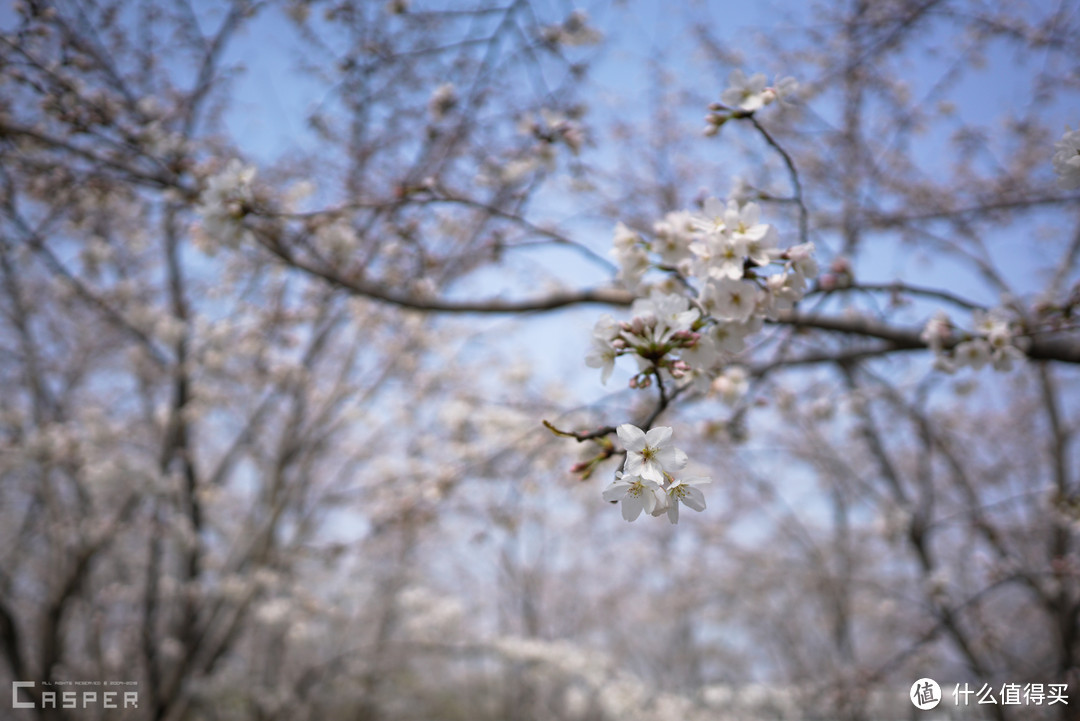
[807,280,984,311]
[748,115,809,246]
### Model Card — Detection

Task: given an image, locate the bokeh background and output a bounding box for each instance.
[1,1,1079,719]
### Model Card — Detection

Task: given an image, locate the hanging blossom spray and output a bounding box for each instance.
[554,72,813,523]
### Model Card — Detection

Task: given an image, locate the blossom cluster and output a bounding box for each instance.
[596,197,815,392]
[602,424,709,524]
[520,108,586,156]
[193,159,257,253]
[920,308,1027,373]
[478,107,585,185]
[587,77,813,522]
[705,70,798,135]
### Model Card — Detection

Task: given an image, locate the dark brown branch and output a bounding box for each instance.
[777,311,1080,364]
[254,229,633,312]
[257,225,1080,365]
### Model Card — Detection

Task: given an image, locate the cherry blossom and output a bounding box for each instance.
[602,472,665,522]
[720,70,798,112]
[721,70,772,112]
[194,159,257,252]
[659,476,711,524]
[617,424,687,484]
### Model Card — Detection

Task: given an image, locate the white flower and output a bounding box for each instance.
[721,70,798,112]
[612,221,640,253]
[611,222,650,289]
[652,210,696,266]
[660,476,710,524]
[727,201,777,266]
[602,472,664,521]
[721,69,770,111]
[920,311,952,352]
[692,197,730,235]
[630,292,700,335]
[617,423,687,483]
[1053,127,1080,189]
[710,320,753,354]
[585,336,618,384]
[972,308,1013,349]
[693,232,745,281]
[954,338,991,370]
[194,159,257,252]
[991,344,1025,371]
[785,242,819,281]
[591,313,619,341]
[711,366,749,405]
[704,278,759,323]
[768,76,799,106]
[766,272,804,313]
[681,333,721,381]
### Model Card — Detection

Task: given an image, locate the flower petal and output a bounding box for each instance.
[682,487,707,512]
[641,488,658,514]
[666,502,680,524]
[600,360,614,385]
[617,423,646,451]
[643,426,673,448]
[639,463,665,484]
[622,495,644,521]
[602,480,630,503]
[655,446,688,472]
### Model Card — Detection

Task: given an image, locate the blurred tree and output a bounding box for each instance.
[0,1,1078,721]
